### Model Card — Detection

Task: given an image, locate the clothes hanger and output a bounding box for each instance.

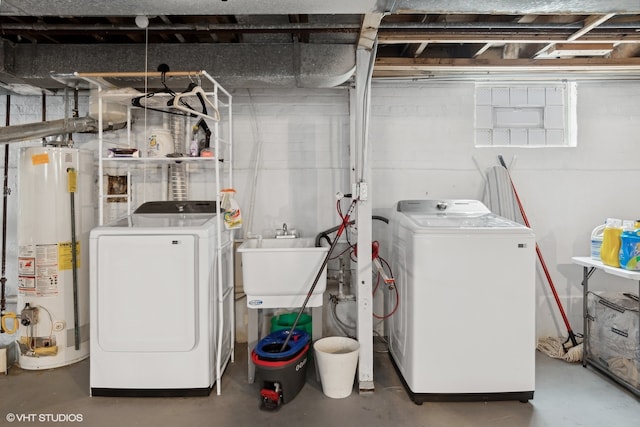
[172,84,220,122]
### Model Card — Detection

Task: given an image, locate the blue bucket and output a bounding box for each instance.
[254,330,310,362]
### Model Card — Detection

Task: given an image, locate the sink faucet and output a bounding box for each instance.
[276,222,298,239]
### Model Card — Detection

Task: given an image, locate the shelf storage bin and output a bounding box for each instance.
[587,291,639,389]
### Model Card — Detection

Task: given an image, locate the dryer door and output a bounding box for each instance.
[95,234,197,352]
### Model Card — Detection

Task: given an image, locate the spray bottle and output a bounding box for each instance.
[220,188,242,230]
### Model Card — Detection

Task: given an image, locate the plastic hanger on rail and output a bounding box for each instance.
[172,84,220,122]
[131,66,180,114]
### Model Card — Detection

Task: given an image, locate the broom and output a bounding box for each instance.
[488,156,582,362]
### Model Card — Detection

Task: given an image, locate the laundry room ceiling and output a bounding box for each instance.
[0,0,640,93]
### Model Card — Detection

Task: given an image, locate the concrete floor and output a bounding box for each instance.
[1,343,638,427]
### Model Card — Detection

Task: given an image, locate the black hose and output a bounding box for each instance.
[280,199,358,352]
[314,215,389,247]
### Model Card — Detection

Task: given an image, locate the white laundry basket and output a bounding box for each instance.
[314,337,359,398]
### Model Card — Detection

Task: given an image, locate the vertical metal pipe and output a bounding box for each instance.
[0,95,10,321]
[41,92,47,146]
[67,168,80,350]
[67,88,79,146]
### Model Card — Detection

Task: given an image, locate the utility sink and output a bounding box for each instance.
[237,237,329,308]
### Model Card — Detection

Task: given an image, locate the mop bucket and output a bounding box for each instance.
[252,330,310,407]
[314,336,360,399]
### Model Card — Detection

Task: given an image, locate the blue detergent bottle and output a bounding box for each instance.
[619,225,640,270]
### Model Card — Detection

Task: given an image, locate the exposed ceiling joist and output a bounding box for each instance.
[534,13,616,58]
[374,56,640,73]
[569,13,616,41]
[358,13,385,50]
[1,2,640,90]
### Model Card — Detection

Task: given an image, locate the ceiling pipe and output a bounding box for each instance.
[0,117,101,144]
[1,21,639,33]
[380,22,640,30]
[0,22,362,33]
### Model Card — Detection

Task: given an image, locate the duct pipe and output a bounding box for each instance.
[0,117,100,144]
[1,22,639,33]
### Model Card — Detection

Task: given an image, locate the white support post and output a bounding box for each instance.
[352,47,375,393]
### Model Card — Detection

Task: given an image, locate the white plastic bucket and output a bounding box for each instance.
[314,337,359,399]
[591,224,605,260]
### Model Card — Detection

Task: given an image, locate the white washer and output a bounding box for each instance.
[388,199,536,403]
[89,201,233,396]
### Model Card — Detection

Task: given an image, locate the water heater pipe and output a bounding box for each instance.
[41,92,47,146]
[1,95,10,321]
[67,168,80,350]
[0,117,100,144]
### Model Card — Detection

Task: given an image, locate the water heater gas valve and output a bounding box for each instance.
[20,303,39,326]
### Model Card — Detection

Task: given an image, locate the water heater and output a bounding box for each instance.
[17,146,95,369]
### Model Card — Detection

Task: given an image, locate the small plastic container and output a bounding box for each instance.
[591,224,605,260]
[146,129,174,157]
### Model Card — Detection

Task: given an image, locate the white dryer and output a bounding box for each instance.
[388,200,536,403]
[89,201,233,396]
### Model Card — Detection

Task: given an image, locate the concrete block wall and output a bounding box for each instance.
[368,80,640,338]
[2,80,640,347]
[231,88,352,240]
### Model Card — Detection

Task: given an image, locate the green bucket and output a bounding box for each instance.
[270,312,313,336]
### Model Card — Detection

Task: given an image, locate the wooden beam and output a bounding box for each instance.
[474,43,493,58]
[534,14,617,59]
[568,14,616,41]
[409,42,429,57]
[378,33,640,45]
[548,43,615,57]
[358,13,384,50]
[374,57,640,72]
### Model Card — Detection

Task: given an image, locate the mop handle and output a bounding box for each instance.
[279,198,358,352]
[498,156,578,346]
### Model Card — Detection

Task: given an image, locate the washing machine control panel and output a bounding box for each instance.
[397,199,490,215]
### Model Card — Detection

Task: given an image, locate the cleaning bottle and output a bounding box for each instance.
[619,227,640,270]
[590,223,605,260]
[600,218,622,267]
[220,188,242,230]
